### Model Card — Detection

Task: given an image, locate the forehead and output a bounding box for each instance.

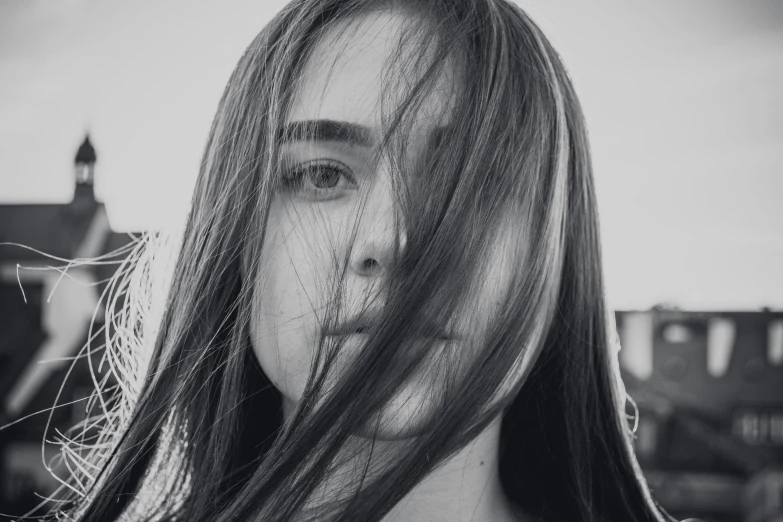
[286,10,455,131]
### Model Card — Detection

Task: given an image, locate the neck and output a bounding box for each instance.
[380,416,519,522]
[282,399,522,522]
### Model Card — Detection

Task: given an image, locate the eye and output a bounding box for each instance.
[281,159,357,201]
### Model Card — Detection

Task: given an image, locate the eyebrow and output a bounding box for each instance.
[281,119,374,147]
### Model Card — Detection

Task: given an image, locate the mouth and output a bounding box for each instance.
[330,326,455,342]
[348,327,453,342]
[326,309,457,341]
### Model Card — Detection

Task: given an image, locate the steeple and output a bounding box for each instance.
[73,134,96,202]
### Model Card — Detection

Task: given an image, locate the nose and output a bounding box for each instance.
[349,175,407,278]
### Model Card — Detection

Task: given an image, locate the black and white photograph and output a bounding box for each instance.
[1,1,781,521]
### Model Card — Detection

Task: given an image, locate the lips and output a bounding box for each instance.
[326,307,456,340]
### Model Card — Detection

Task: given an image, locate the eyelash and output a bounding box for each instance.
[281,159,357,201]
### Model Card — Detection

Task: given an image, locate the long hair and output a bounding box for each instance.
[52,1,678,521]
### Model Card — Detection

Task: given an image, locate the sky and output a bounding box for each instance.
[1,0,782,311]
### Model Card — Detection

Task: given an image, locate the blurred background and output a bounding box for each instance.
[0,1,781,521]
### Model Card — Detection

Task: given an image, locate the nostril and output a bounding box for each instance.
[356,327,365,333]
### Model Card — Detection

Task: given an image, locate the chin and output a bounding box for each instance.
[352,383,440,441]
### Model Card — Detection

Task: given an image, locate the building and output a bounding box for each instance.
[617,308,783,522]
[0,136,138,514]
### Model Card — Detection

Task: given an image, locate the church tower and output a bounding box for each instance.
[73,134,96,202]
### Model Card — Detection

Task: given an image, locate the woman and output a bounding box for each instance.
[52,0,684,521]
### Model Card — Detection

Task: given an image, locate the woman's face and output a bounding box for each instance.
[248,10,519,439]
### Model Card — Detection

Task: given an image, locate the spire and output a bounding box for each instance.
[75,134,97,165]
[73,134,97,202]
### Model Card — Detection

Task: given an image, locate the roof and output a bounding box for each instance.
[0,199,103,262]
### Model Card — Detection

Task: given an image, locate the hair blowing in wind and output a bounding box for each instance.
[49,1,679,521]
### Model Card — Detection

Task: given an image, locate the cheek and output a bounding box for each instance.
[458,218,521,344]
[250,261,314,398]
[248,200,340,400]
